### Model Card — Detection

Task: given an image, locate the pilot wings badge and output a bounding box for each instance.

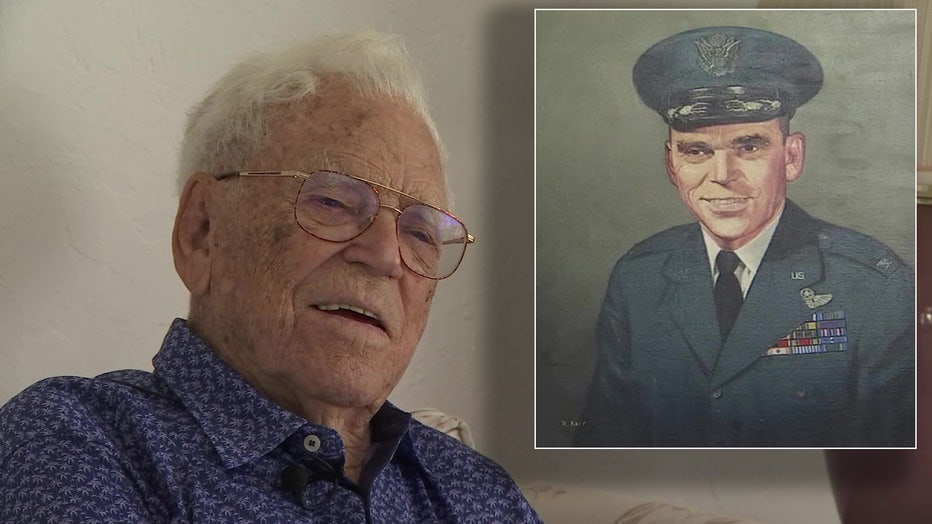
[695,34,741,77]
[800,287,833,309]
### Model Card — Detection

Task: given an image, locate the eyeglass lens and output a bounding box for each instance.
[294,170,468,279]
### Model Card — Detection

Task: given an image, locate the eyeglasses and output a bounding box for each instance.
[214,170,475,279]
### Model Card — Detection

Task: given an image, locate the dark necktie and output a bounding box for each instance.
[715,251,743,338]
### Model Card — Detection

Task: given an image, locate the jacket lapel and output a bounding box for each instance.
[661,227,722,376]
[711,201,827,389]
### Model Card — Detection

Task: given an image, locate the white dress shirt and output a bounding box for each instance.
[701,208,783,298]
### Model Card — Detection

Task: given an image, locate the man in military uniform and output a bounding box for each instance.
[576,26,914,447]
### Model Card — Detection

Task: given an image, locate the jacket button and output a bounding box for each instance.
[711,388,723,399]
[795,389,807,399]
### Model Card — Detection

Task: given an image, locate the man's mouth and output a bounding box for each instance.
[700,197,751,211]
[314,304,385,330]
[701,197,750,204]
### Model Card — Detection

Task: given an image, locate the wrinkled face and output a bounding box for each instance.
[665,118,804,250]
[205,78,444,411]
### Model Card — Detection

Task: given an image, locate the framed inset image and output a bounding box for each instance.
[535,8,916,448]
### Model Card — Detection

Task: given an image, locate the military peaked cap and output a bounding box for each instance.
[633,26,823,130]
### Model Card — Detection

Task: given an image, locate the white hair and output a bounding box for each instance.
[177,32,448,198]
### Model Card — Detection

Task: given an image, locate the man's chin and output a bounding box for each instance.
[700,221,755,248]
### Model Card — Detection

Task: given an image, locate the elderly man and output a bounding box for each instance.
[576,26,914,447]
[0,33,540,522]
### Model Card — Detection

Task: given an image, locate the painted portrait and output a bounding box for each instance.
[535,9,916,448]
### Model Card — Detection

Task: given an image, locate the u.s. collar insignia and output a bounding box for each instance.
[800,287,832,309]
[695,34,741,77]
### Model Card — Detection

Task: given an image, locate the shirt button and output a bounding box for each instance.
[711,389,723,400]
[303,434,321,452]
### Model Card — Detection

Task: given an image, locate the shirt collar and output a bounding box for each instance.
[702,203,784,281]
[153,319,312,469]
[152,319,413,471]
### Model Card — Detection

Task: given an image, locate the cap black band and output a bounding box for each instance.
[664,85,795,129]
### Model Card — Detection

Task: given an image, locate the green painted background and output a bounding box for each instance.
[535,9,916,447]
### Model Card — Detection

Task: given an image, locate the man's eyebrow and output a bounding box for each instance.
[731,134,771,147]
[675,140,713,153]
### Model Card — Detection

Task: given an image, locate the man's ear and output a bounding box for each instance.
[664,141,677,185]
[784,132,806,182]
[172,173,216,297]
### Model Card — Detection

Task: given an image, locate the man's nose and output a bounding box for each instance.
[342,208,405,279]
[709,151,737,185]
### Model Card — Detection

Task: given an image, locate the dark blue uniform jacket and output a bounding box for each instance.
[578,201,914,447]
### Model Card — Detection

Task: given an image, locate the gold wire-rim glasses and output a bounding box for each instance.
[214,170,475,280]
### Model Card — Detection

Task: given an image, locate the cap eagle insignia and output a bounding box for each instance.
[695,34,741,77]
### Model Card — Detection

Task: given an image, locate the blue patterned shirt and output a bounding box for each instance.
[0,319,540,523]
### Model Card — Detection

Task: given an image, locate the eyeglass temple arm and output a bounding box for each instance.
[214,171,300,180]
[443,234,475,246]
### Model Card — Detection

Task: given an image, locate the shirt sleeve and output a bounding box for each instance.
[849,260,915,446]
[0,380,159,523]
[575,259,646,446]
[1,430,159,523]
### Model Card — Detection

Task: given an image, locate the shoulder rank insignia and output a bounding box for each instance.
[800,287,832,309]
